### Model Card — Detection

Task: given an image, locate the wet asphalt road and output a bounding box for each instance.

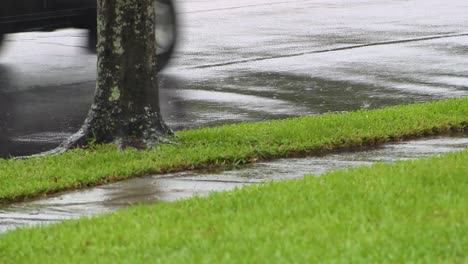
[1,0,467,157]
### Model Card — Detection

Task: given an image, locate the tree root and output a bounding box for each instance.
[16,122,176,159]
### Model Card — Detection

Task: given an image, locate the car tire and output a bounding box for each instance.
[87,0,177,72]
[154,0,177,71]
[87,26,97,54]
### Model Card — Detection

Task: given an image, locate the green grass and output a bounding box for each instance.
[0,98,467,203]
[1,149,467,263]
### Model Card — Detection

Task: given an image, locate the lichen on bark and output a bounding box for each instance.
[55,0,174,152]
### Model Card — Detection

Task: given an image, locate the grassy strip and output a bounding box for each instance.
[0,98,467,203]
[1,149,467,263]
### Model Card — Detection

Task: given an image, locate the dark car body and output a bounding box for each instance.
[0,0,96,34]
[0,0,177,70]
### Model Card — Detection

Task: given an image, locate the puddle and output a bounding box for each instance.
[1,136,467,233]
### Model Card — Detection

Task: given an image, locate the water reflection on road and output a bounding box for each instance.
[1,0,468,229]
[1,0,468,157]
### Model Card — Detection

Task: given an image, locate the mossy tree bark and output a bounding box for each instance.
[59,0,173,151]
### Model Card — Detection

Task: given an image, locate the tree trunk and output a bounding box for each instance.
[60,0,173,151]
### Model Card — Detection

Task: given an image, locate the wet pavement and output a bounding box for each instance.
[1,0,467,231]
[1,136,467,233]
[1,0,467,157]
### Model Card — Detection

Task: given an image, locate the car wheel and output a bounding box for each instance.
[87,27,97,54]
[88,0,177,72]
[154,0,177,71]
